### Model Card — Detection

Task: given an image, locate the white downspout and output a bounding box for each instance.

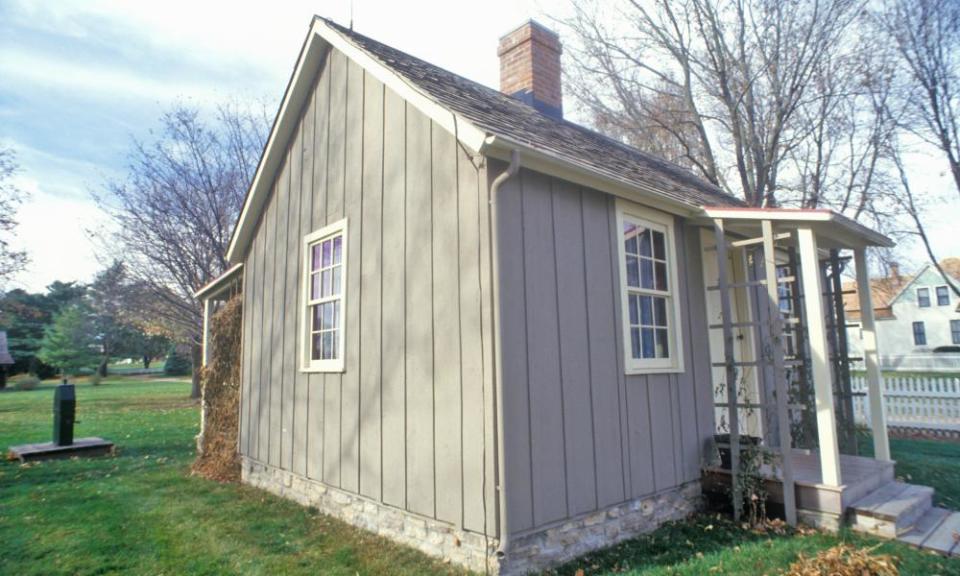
[490,150,520,559]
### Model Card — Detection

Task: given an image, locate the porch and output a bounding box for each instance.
[703,450,894,522]
[697,207,898,528]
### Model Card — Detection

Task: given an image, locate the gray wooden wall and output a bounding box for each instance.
[239,47,498,535]
[493,164,715,536]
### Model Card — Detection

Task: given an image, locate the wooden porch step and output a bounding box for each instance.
[849,482,934,539]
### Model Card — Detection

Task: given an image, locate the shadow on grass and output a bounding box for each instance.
[544,514,788,575]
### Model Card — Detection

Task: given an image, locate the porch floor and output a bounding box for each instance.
[703,449,895,517]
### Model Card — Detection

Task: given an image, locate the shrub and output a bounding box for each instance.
[15,375,41,391]
[164,346,192,376]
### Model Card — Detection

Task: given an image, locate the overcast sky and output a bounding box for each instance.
[1,0,957,292]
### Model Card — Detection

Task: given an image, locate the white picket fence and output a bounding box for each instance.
[851,375,960,432]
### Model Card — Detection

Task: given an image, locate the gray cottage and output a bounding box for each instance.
[197,16,919,574]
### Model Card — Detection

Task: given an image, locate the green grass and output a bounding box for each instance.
[1,378,958,575]
[859,433,960,510]
[0,377,467,576]
[548,514,959,575]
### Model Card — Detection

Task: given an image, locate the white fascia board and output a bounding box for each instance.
[316,19,489,153]
[226,22,326,264]
[481,135,702,218]
[700,207,894,248]
[194,263,244,300]
[226,18,489,264]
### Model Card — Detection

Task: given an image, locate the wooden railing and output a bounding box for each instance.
[852,375,960,432]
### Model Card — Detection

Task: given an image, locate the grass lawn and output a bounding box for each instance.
[1,378,958,575]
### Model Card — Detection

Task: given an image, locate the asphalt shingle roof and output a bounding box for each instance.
[321,18,744,209]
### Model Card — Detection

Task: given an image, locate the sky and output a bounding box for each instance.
[1,0,958,293]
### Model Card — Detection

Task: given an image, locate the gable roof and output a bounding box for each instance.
[225,17,743,263]
[320,18,742,211]
[843,258,960,320]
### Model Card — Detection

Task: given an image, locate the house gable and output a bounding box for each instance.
[238,42,497,535]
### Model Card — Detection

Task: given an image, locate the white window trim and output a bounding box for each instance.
[935,284,950,306]
[916,286,931,307]
[300,218,347,373]
[615,200,685,375]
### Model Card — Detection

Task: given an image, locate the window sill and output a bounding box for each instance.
[300,362,345,374]
[625,365,685,376]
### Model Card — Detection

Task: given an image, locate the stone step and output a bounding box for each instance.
[918,510,960,556]
[849,482,934,539]
[900,507,951,548]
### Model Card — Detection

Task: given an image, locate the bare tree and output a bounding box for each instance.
[781,32,904,234]
[95,101,268,397]
[881,0,960,200]
[561,0,865,207]
[0,146,28,287]
[886,138,960,296]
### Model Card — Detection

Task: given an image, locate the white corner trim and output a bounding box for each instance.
[614,199,686,376]
[300,218,348,374]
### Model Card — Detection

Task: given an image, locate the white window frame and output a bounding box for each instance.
[916,286,931,308]
[300,218,348,373]
[615,200,685,374]
[935,284,950,306]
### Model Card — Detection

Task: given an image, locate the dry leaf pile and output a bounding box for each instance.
[784,544,899,576]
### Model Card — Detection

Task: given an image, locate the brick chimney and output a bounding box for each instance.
[498,20,563,118]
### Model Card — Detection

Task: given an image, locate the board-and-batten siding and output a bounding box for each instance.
[238,48,497,535]
[494,164,714,536]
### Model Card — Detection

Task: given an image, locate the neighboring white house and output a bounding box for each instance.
[845,258,960,371]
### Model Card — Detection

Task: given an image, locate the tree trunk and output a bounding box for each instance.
[190,341,202,399]
[143,355,151,369]
[98,357,109,377]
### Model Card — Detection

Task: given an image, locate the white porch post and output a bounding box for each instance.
[762,220,797,526]
[797,227,842,486]
[201,298,212,367]
[854,247,891,461]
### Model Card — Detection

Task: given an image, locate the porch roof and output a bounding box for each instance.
[193,263,244,301]
[699,207,894,250]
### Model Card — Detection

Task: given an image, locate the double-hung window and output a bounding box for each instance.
[936,285,950,306]
[302,219,347,372]
[617,203,683,373]
[952,320,960,345]
[917,287,931,308]
[912,321,926,346]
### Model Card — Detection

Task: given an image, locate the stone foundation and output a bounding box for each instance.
[242,456,701,575]
[501,481,701,575]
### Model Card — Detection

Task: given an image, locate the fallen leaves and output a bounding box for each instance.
[784,544,899,576]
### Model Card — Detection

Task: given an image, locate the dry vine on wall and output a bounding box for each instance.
[192,294,242,482]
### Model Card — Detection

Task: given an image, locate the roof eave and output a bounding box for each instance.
[194,263,244,300]
[699,207,895,249]
[480,134,703,217]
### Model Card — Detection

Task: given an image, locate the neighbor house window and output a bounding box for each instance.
[917,287,931,308]
[912,321,926,346]
[936,285,950,306]
[952,320,960,345]
[617,203,683,373]
[301,219,347,372]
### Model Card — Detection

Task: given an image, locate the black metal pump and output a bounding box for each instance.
[53,380,76,446]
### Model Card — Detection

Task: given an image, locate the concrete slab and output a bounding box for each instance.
[7,437,114,463]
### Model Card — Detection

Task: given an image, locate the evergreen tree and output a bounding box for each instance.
[37,305,98,376]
